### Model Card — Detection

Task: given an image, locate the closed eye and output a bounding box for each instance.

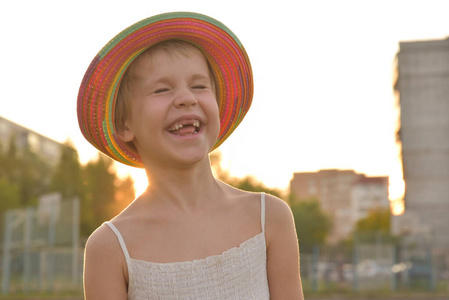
[154,88,170,94]
[192,85,208,90]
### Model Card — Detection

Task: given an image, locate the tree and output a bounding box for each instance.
[0,136,51,207]
[0,141,20,214]
[18,147,52,205]
[0,137,20,192]
[290,196,332,252]
[0,136,135,238]
[0,177,20,215]
[49,142,136,237]
[114,175,136,216]
[210,150,283,198]
[50,140,83,199]
[81,153,118,236]
[227,175,283,198]
[352,208,397,244]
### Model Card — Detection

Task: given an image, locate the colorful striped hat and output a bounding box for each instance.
[77,12,253,167]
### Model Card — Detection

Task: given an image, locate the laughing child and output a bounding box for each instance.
[78,12,303,300]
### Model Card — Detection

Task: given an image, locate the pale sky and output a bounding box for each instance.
[1,0,448,195]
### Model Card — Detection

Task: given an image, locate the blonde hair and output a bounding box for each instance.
[114,40,216,134]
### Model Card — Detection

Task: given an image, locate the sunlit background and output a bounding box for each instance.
[1,0,448,215]
[2,1,449,296]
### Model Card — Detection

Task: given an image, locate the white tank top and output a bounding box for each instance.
[105,193,270,299]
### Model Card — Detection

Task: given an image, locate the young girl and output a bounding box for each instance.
[78,12,303,299]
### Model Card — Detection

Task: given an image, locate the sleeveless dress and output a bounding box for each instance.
[105,193,270,300]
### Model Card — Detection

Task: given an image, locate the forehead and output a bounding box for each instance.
[148,40,205,56]
[128,42,214,84]
[134,50,209,82]
[133,42,206,69]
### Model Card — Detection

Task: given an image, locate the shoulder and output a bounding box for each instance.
[264,194,304,298]
[263,194,298,252]
[85,222,130,273]
[84,223,128,299]
[264,194,295,234]
[85,223,121,257]
[264,193,292,217]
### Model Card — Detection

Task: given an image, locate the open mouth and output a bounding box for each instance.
[168,120,201,136]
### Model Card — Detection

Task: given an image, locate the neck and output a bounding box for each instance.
[143,156,221,210]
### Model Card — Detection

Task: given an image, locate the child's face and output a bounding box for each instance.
[119,47,220,168]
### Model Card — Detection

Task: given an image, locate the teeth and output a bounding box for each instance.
[168,120,200,132]
[168,123,183,132]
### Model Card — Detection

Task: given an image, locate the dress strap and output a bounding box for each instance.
[105,221,130,260]
[260,193,266,233]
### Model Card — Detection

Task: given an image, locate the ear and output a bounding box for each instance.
[116,121,135,143]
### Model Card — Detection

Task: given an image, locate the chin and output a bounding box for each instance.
[154,144,211,169]
[178,149,211,166]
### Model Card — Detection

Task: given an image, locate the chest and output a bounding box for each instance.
[127,231,269,300]
[123,207,261,264]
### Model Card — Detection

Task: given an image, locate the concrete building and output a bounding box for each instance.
[351,176,389,226]
[0,116,61,166]
[392,37,449,248]
[290,169,389,244]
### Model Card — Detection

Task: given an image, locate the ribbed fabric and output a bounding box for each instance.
[105,194,269,299]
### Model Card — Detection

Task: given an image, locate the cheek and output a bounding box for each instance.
[203,91,219,117]
[203,97,220,136]
[128,101,160,135]
[212,104,221,136]
[210,99,220,123]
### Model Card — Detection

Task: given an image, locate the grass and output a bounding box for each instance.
[0,292,83,300]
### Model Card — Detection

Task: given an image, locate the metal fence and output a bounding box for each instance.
[300,243,449,293]
[1,195,82,294]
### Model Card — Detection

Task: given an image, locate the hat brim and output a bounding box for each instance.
[77,12,253,167]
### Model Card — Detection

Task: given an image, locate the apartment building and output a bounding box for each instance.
[290,169,389,244]
[392,37,449,248]
[0,116,61,166]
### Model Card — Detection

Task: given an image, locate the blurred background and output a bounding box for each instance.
[0,0,448,299]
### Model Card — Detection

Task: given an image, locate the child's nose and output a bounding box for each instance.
[173,89,198,108]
